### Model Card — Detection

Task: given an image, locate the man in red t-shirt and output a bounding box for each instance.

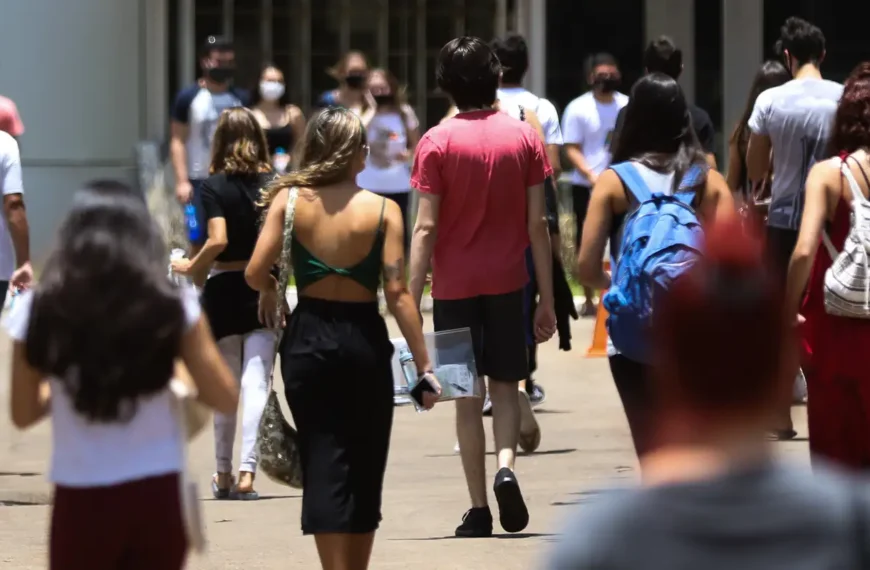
[409,36,556,538]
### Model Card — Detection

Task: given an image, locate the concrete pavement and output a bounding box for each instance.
[0,316,809,569]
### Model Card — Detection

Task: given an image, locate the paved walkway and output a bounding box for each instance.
[0,317,809,569]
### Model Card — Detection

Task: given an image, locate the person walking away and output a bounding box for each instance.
[316,51,372,116]
[549,217,870,570]
[612,36,718,169]
[725,61,790,196]
[3,180,239,570]
[246,107,440,570]
[492,33,566,408]
[0,131,31,308]
[250,63,306,173]
[170,36,248,274]
[171,108,279,499]
[746,17,842,440]
[785,63,870,471]
[0,94,25,140]
[409,37,556,538]
[576,73,734,461]
[562,53,628,316]
[357,68,421,243]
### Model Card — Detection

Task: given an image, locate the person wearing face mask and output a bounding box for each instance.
[251,63,306,173]
[170,36,249,263]
[561,53,628,317]
[356,69,421,248]
[316,51,374,117]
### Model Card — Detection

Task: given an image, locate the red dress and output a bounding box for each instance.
[802,198,870,469]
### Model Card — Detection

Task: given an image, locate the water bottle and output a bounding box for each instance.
[169,248,192,286]
[273,147,290,174]
[184,203,201,244]
[398,346,416,391]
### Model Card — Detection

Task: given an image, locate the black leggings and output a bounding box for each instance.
[608,354,654,459]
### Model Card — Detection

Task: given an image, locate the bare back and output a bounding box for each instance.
[292,183,388,302]
[823,151,870,220]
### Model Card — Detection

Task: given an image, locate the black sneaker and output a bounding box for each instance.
[493,467,529,533]
[455,506,493,538]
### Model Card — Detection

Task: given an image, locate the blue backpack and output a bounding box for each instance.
[603,162,706,364]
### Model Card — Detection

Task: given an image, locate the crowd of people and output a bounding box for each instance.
[5,11,870,570]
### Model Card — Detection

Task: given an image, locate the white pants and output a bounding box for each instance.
[214,329,276,474]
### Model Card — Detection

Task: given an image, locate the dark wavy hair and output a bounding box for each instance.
[611,73,709,192]
[436,36,500,110]
[827,62,870,156]
[25,181,187,423]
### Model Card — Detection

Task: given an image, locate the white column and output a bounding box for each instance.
[223,0,234,39]
[144,0,168,141]
[722,0,763,160]
[527,0,546,97]
[179,0,195,87]
[644,0,695,103]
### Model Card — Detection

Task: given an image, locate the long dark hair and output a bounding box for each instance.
[25,181,187,423]
[611,73,709,192]
[729,61,790,154]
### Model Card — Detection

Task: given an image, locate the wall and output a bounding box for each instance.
[0,0,159,263]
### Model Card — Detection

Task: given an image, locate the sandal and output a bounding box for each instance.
[767,429,798,441]
[230,485,260,501]
[211,473,234,500]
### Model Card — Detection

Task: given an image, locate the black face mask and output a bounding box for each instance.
[206,67,235,84]
[373,94,396,107]
[593,74,620,94]
[344,73,366,89]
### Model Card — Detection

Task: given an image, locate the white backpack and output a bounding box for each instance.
[822,158,870,318]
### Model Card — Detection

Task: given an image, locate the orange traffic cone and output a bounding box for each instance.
[585,261,610,358]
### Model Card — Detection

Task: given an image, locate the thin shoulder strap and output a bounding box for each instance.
[378,197,387,231]
[611,162,652,203]
[842,158,869,206]
[518,104,526,122]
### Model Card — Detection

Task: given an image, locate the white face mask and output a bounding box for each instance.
[260,81,285,101]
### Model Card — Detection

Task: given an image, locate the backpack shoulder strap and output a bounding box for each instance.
[843,157,870,207]
[611,162,652,203]
[669,164,708,208]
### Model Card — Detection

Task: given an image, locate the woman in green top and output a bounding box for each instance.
[246,107,440,570]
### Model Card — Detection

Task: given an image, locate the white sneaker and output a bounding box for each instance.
[453,441,461,454]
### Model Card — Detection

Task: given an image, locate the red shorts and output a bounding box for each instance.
[51,473,187,570]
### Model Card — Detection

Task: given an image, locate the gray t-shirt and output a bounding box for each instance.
[546,462,870,570]
[748,78,843,231]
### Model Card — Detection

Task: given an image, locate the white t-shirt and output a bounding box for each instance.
[172,85,247,180]
[3,285,201,487]
[357,107,419,194]
[0,132,23,281]
[562,91,629,187]
[498,87,563,146]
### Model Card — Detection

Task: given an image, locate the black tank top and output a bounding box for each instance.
[264,125,294,156]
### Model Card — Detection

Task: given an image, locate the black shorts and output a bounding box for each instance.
[433,289,528,382]
[572,184,592,248]
[766,226,799,287]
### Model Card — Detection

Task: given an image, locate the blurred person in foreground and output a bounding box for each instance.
[548,218,870,570]
[786,62,870,471]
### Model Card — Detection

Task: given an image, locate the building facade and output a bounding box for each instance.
[1,0,868,260]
